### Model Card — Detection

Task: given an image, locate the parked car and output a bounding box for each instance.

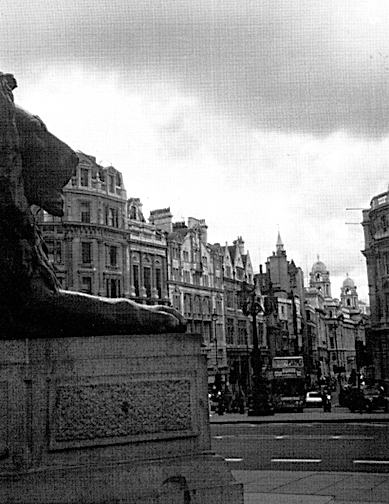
[348,386,389,413]
[305,391,323,408]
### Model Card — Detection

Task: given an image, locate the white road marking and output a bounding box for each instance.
[272,458,322,463]
[224,458,243,462]
[354,460,389,465]
[213,434,374,440]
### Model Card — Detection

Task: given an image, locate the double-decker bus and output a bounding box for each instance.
[271,356,306,412]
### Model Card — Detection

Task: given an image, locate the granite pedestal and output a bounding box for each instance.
[0,333,243,503]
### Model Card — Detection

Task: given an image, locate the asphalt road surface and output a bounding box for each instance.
[211,421,389,473]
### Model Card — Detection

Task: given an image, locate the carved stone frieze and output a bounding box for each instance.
[51,378,193,449]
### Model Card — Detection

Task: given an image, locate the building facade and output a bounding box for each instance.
[149,210,230,387]
[256,233,305,362]
[308,259,368,384]
[37,152,170,305]
[362,190,389,381]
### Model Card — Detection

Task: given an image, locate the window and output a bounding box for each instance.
[80,201,91,223]
[203,297,210,315]
[133,264,140,297]
[42,211,61,223]
[156,268,162,299]
[193,296,201,317]
[81,277,92,294]
[109,175,115,193]
[183,270,190,283]
[203,274,209,287]
[184,294,192,316]
[45,240,62,264]
[183,250,189,261]
[202,256,208,266]
[116,173,121,187]
[144,267,152,298]
[238,321,246,345]
[226,318,234,345]
[106,278,120,298]
[81,242,91,264]
[173,292,181,311]
[105,206,119,227]
[80,168,89,187]
[109,245,118,267]
[226,290,234,308]
[225,266,231,277]
[385,292,389,318]
[384,252,389,275]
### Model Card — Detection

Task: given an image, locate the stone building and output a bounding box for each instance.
[362,190,389,381]
[308,258,368,383]
[256,233,305,362]
[37,152,170,305]
[222,237,255,396]
[149,210,229,387]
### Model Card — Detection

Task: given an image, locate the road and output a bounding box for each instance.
[211,421,389,473]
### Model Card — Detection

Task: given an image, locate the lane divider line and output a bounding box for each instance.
[224,458,243,462]
[354,460,389,465]
[271,458,322,463]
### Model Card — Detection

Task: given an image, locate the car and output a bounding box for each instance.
[348,386,389,413]
[305,391,323,408]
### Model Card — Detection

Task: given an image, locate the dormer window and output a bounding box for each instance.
[109,175,115,193]
[80,168,89,187]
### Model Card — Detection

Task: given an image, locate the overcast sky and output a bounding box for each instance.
[3,0,389,302]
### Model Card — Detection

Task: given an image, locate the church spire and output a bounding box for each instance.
[276,230,284,254]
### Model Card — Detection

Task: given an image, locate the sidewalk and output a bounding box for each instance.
[211,408,389,502]
[232,469,389,503]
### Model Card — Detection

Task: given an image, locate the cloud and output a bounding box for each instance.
[3,0,389,137]
[4,2,388,303]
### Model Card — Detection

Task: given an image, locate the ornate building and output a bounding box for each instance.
[149,210,229,387]
[37,152,170,305]
[362,190,389,381]
[307,258,368,383]
[256,233,305,361]
[222,237,255,396]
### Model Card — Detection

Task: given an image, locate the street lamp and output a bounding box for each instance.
[212,309,219,369]
[242,283,273,415]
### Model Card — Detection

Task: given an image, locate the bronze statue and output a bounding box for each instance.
[0,73,186,337]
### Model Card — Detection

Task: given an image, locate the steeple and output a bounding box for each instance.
[276,231,284,255]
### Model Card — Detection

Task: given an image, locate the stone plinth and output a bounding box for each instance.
[0,333,243,503]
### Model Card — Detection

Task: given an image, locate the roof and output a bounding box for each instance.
[312,260,327,273]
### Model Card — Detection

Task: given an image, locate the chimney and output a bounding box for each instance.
[149,207,173,233]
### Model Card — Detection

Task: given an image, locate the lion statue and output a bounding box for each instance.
[0,73,186,337]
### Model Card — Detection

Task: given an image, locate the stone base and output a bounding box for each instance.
[0,334,243,503]
[1,454,242,503]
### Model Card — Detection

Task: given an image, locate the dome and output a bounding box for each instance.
[343,276,355,288]
[311,260,327,273]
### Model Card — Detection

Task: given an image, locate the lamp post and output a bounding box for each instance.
[242,283,274,415]
[212,310,219,370]
[212,309,223,414]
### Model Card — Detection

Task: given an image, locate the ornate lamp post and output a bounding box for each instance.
[242,283,274,415]
[212,309,219,370]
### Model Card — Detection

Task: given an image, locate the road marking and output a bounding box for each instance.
[213,434,375,441]
[224,458,243,462]
[271,458,322,463]
[354,460,389,465]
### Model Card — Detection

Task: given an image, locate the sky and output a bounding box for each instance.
[3,0,389,302]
